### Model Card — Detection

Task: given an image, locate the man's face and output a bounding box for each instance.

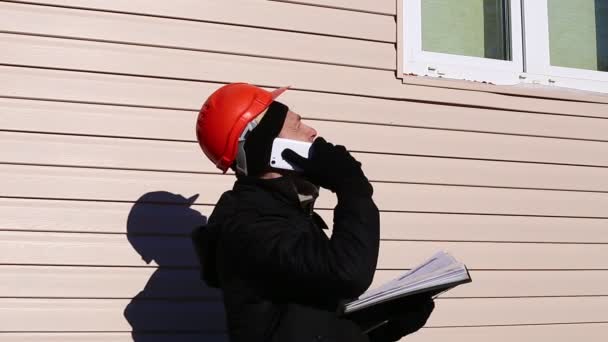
[278,110,318,143]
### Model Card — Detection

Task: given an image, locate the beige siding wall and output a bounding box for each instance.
[1,0,607,340]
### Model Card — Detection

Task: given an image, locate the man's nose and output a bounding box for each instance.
[309,127,318,142]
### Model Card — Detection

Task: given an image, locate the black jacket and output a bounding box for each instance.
[192,175,380,342]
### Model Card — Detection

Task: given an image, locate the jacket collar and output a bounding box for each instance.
[234,174,319,212]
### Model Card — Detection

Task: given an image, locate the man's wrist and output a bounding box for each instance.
[335,177,373,199]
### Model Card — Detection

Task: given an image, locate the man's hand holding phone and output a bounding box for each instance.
[280,137,372,197]
[270,138,312,172]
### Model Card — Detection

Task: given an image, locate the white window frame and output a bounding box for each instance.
[399,0,608,94]
[402,0,524,84]
[523,0,608,90]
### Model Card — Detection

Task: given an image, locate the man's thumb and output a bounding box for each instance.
[281,148,308,169]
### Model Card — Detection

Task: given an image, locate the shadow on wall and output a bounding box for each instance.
[123,191,228,342]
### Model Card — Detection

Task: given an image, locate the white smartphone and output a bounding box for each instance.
[270,138,312,171]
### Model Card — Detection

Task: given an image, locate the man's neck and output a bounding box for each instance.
[252,171,319,213]
[258,171,283,179]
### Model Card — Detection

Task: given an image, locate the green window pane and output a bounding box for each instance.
[422,0,511,60]
[548,0,607,72]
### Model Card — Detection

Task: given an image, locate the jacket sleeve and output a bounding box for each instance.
[224,191,380,302]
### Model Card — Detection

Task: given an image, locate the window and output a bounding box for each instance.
[400,0,608,93]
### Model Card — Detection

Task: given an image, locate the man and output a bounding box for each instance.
[192,83,434,342]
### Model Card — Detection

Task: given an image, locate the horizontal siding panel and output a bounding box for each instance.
[3,266,607,298]
[19,0,394,42]
[319,124,608,167]
[0,266,216,299]
[0,66,203,110]
[427,297,608,327]
[0,98,197,141]
[0,333,229,342]
[3,104,608,168]
[381,241,608,269]
[0,131,216,173]
[0,199,212,235]
[3,326,608,342]
[0,2,393,70]
[0,164,232,205]
[406,324,608,342]
[372,270,608,298]
[1,231,606,269]
[2,34,607,118]
[0,231,196,268]
[4,131,608,193]
[3,164,608,216]
[367,212,608,243]
[3,73,608,141]
[3,198,607,243]
[272,0,396,15]
[1,297,607,330]
[0,298,226,332]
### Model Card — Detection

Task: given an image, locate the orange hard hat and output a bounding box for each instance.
[196,83,289,172]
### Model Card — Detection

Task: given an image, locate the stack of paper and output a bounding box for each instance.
[344,251,471,314]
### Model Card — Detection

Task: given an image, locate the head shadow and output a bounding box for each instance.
[123,191,228,342]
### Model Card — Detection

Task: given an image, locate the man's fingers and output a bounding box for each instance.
[313,137,328,145]
[281,149,308,168]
